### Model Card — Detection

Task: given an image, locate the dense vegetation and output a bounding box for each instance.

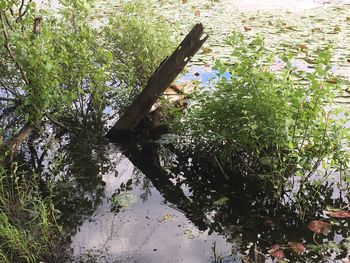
[0,0,174,261]
[174,32,350,210]
[0,0,349,262]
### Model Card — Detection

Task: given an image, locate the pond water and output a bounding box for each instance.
[69,147,236,262]
[39,0,350,262]
[60,132,349,263]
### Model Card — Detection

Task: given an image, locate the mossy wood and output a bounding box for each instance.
[106,23,208,138]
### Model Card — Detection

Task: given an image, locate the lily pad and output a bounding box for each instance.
[112,193,137,208]
[324,210,350,218]
[271,249,284,260]
[307,220,331,235]
[289,242,306,255]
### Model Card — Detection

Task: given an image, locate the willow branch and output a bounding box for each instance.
[0,11,29,85]
[16,0,32,23]
[45,113,74,133]
[5,123,33,159]
[18,0,26,17]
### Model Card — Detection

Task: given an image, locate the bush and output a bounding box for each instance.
[174,32,350,202]
[103,0,176,110]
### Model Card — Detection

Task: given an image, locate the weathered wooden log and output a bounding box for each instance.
[106,23,208,139]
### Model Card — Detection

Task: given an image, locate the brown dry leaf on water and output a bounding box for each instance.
[289,242,306,255]
[334,25,341,33]
[268,244,280,254]
[307,220,331,235]
[298,44,309,52]
[201,47,212,54]
[324,210,350,218]
[268,244,284,260]
[182,0,188,3]
[271,250,284,260]
[244,26,251,32]
[326,77,337,84]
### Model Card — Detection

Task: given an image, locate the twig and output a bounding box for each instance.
[0,11,29,85]
[16,0,33,23]
[45,113,74,133]
[18,0,26,18]
[213,153,229,180]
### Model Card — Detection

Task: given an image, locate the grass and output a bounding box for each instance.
[0,164,62,263]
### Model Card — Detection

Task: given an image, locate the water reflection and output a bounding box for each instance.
[21,116,348,262]
[70,141,236,262]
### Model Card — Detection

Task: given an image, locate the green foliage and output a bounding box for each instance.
[103,0,176,110]
[0,0,175,136]
[0,0,176,261]
[0,164,60,262]
[174,32,350,202]
[0,0,111,130]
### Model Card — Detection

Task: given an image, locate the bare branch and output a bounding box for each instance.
[0,97,20,102]
[6,122,33,159]
[45,113,75,133]
[18,0,26,18]
[16,0,32,23]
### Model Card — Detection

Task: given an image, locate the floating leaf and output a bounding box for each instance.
[326,77,337,84]
[126,179,133,187]
[243,26,251,32]
[268,244,280,254]
[112,193,137,208]
[289,242,306,255]
[334,25,341,33]
[307,220,330,235]
[213,197,229,206]
[161,213,174,221]
[324,210,350,218]
[297,44,308,52]
[346,17,350,22]
[271,249,284,260]
[182,0,188,3]
[202,47,213,54]
[184,229,192,235]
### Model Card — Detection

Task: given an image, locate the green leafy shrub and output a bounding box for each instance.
[103,0,176,110]
[174,32,350,202]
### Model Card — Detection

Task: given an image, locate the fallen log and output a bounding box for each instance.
[106,23,208,140]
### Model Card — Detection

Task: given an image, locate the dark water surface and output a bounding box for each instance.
[52,131,349,263]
